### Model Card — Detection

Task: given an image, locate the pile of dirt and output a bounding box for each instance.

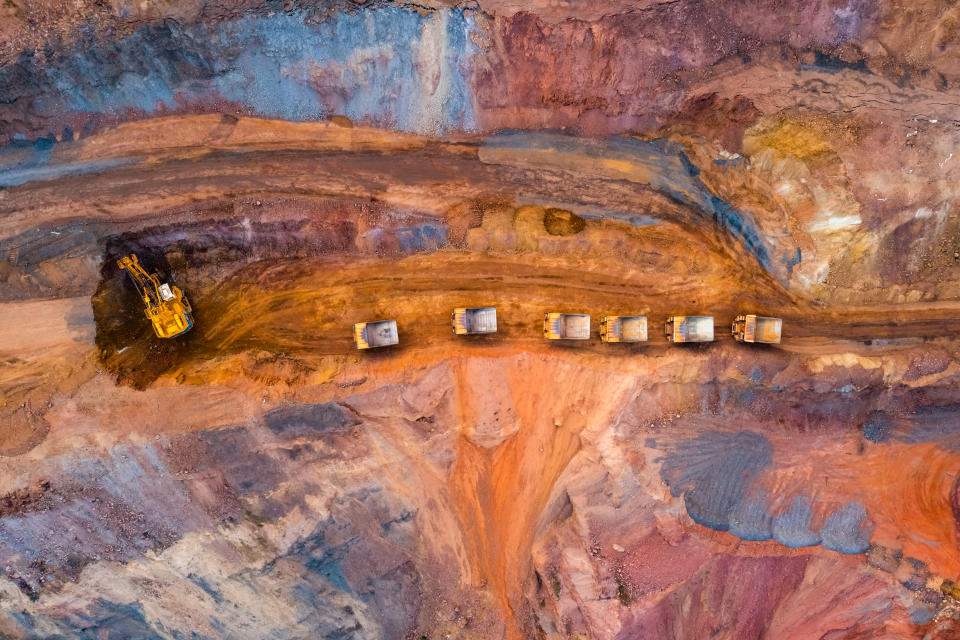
[542,208,585,236]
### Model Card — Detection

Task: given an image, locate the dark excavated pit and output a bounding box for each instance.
[91,218,326,389]
[90,199,459,387]
[92,245,194,390]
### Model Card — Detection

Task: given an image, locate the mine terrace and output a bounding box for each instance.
[1,1,960,639]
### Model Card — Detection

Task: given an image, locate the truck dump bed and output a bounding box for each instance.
[452,307,497,335]
[544,313,590,340]
[735,315,782,344]
[601,316,647,342]
[666,316,714,343]
[353,319,399,349]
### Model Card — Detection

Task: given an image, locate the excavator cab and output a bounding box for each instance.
[117,254,194,339]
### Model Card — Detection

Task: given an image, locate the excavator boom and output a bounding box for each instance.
[117,254,194,339]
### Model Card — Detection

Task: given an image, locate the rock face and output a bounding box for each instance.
[2,1,960,639]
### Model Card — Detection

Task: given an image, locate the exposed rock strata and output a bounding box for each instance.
[1,1,960,638]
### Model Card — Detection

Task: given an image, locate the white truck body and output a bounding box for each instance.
[665,315,714,343]
[452,307,498,335]
[353,319,399,349]
[600,316,648,343]
[544,313,590,340]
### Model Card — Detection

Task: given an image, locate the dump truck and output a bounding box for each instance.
[600,316,647,343]
[117,254,193,339]
[665,315,714,343]
[452,307,497,335]
[353,319,399,349]
[732,314,782,344]
[544,313,590,340]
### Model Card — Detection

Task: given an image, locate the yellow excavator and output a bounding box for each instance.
[117,254,194,338]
